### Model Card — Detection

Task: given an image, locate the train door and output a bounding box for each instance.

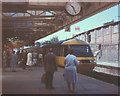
[63,45,69,57]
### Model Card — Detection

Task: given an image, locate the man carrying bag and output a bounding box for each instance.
[44,48,58,89]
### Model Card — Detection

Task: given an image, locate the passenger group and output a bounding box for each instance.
[3,47,79,93]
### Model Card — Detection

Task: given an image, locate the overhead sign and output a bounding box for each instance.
[75,27,80,30]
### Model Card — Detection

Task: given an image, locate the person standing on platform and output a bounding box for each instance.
[38,52,43,66]
[17,51,22,66]
[21,50,27,70]
[10,51,18,72]
[44,48,57,89]
[6,49,10,67]
[94,44,102,62]
[64,48,79,93]
[3,49,7,72]
[32,51,38,66]
[26,51,33,71]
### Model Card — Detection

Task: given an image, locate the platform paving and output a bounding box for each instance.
[2,67,119,94]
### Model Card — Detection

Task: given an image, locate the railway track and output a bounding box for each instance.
[59,65,119,86]
[79,71,120,86]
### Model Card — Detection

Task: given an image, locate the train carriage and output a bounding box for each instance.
[43,39,96,73]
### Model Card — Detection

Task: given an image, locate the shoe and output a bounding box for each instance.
[28,69,32,71]
[45,86,49,89]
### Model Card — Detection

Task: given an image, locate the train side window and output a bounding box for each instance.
[87,47,89,53]
[54,47,60,56]
[64,46,68,56]
[57,47,60,56]
[60,47,64,56]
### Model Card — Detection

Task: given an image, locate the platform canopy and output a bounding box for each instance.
[2,1,118,48]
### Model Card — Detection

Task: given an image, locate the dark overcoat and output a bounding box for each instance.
[44,52,57,72]
[10,53,18,67]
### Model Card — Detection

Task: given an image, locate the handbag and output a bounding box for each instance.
[41,73,46,84]
[18,61,22,65]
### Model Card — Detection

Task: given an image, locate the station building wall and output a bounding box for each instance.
[74,21,119,65]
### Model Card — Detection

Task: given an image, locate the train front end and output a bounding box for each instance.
[62,39,96,73]
[71,45,96,73]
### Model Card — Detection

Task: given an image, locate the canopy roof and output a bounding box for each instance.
[2,2,118,48]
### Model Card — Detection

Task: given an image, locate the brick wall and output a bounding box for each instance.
[75,22,119,65]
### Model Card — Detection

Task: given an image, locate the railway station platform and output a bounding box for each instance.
[2,67,119,95]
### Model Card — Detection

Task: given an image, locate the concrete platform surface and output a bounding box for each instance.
[2,67,119,94]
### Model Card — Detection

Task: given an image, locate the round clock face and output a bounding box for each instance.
[66,2,81,16]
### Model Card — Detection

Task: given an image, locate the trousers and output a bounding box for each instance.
[45,72,54,88]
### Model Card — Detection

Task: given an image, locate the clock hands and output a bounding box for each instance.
[69,4,76,14]
[66,2,80,15]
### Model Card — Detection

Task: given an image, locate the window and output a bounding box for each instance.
[60,47,64,56]
[64,46,68,56]
[91,31,95,38]
[97,29,101,37]
[81,35,84,40]
[54,47,60,56]
[80,36,82,40]
[90,31,95,43]
[82,35,85,41]
[104,27,109,35]
[78,35,80,39]
[113,25,119,33]
[71,45,93,57]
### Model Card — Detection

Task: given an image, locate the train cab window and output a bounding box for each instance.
[71,45,93,57]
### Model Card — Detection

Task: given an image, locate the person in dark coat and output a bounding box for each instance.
[38,52,43,66]
[10,51,18,72]
[44,48,58,89]
[6,49,10,67]
[21,50,27,70]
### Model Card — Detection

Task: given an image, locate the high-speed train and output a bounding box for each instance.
[42,39,96,73]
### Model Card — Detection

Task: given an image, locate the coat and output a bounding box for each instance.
[64,54,79,83]
[44,52,57,72]
[10,53,18,67]
[26,52,33,66]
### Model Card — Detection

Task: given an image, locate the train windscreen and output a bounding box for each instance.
[71,45,93,57]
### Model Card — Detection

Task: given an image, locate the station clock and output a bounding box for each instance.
[65,2,81,16]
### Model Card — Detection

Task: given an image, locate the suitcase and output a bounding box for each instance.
[41,73,46,84]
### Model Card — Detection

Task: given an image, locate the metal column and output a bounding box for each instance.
[118,4,120,65]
